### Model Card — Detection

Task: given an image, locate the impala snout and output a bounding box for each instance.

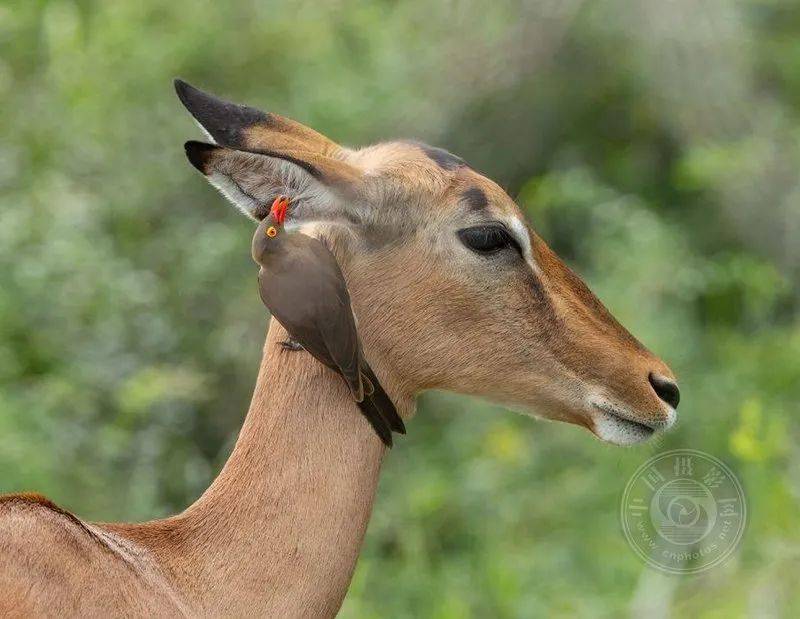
[649,372,680,409]
[526,240,681,445]
[584,356,679,445]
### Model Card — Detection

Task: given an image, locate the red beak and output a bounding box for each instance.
[270,196,289,225]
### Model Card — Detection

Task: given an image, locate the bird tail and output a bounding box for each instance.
[351,363,406,448]
[361,365,406,436]
[357,397,394,447]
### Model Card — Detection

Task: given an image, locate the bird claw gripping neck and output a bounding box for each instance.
[279,338,304,352]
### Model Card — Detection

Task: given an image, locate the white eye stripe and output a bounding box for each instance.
[504,217,538,273]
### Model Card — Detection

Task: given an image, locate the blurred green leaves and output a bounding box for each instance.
[1,0,799,617]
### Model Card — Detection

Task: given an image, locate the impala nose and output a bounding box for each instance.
[649,373,680,409]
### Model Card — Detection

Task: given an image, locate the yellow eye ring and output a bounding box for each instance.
[266,226,277,238]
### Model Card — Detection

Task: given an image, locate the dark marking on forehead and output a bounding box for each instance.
[462,186,488,212]
[406,141,467,171]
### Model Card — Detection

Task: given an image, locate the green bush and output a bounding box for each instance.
[1,1,797,616]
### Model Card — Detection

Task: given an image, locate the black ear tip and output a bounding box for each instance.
[174,79,268,148]
[174,78,198,104]
[184,140,218,173]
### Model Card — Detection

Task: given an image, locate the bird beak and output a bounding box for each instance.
[270,196,289,225]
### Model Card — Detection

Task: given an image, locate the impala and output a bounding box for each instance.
[0,81,679,617]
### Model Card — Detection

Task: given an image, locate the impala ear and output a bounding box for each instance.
[175,79,342,157]
[177,80,363,222]
[184,141,362,221]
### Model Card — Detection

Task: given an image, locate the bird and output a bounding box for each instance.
[251,196,406,447]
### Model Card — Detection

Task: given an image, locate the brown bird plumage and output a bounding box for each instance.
[251,197,405,446]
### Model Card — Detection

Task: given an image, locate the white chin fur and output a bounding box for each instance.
[591,409,655,446]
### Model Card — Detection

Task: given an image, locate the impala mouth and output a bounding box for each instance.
[588,400,674,446]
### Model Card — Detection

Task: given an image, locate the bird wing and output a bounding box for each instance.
[317,306,364,401]
[257,237,364,401]
[257,235,399,446]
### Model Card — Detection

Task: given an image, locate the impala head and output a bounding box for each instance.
[177,79,679,446]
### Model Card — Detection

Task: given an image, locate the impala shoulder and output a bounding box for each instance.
[0,494,183,614]
[1,492,84,526]
[0,492,108,553]
[1,491,73,514]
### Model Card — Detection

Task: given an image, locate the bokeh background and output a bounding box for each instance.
[1,1,799,616]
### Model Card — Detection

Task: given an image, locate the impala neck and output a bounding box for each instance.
[144,319,413,617]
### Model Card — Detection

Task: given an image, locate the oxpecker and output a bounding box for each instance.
[252,197,406,446]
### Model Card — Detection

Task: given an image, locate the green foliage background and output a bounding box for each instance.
[1,1,798,616]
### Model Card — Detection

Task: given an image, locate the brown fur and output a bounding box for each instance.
[1,323,388,617]
[0,96,678,615]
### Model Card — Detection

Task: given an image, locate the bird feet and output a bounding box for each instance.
[279,338,304,352]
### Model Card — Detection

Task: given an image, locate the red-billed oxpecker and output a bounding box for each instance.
[252,196,405,446]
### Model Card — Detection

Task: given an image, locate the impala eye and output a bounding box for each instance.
[457,225,520,255]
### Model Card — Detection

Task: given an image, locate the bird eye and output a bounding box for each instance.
[457,225,520,255]
[266,226,277,238]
